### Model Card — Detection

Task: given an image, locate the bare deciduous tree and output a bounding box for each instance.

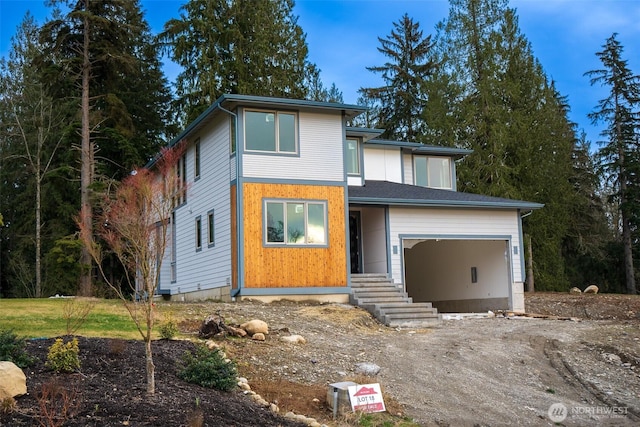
[78,142,186,394]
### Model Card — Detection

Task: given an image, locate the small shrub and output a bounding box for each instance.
[159,316,179,340]
[0,329,35,368]
[178,346,237,391]
[107,338,127,356]
[62,297,96,336]
[0,397,17,415]
[36,379,80,427]
[45,338,80,373]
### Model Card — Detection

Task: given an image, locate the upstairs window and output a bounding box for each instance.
[194,138,201,180]
[346,138,360,175]
[264,200,327,245]
[245,110,297,153]
[173,153,187,207]
[414,156,452,189]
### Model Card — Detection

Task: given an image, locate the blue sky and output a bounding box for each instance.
[1,0,639,145]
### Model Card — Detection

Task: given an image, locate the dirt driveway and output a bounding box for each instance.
[204,293,640,426]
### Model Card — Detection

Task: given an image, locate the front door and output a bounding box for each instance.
[349,211,362,274]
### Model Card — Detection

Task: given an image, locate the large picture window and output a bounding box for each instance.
[245,110,297,153]
[265,200,327,245]
[414,156,452,189]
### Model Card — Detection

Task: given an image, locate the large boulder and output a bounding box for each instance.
[584,285,599,294]
[240,319,269,335]
[0,361,27,400]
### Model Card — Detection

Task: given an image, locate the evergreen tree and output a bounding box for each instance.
[359,14,435,141]
[562,133,618,291]
[162,0,314,123]
[305,64,344,103]
[586,33,640,294]
[0,15,69,297]
[36,0,172,296]
[433,0,576,290]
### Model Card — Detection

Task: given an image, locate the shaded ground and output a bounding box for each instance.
[2,292,640,426]
[0,337,303,427]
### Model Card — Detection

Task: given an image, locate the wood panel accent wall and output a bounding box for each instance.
[230,185,238,290]
[242,182,347,288]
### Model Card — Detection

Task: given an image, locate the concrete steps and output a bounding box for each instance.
[350,274,440,327]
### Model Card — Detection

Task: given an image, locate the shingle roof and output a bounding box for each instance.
[348,180,543,210]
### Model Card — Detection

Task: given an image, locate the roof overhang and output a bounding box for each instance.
[364,139,473,159]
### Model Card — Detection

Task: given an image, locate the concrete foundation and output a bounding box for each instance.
[431,297,509,313]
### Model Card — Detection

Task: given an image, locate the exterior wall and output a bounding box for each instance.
[241,111,344,181]
[230,185,238,291]
[359,207,388,274]
[241,182,348,288]
[404,239,510,312]
[363,147,402,183]
[166,115,233,297]
[388,208,523,285]
[402,152,413,184]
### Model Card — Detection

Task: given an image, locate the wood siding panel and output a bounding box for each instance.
[242,182,347,288]
[388,208,522,284]
[242,111,344,181]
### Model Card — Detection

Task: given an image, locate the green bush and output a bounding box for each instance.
[178,346,237,391]
[159,318,178,340]
[45,338,80,373]
[0,329,35,368]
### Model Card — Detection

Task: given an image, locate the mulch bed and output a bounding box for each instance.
[1,336,303,427]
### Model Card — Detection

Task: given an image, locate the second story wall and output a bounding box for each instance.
[240,110,345,182]
[363,146,403,183]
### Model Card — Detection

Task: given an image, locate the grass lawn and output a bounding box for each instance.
[0,298,182,339]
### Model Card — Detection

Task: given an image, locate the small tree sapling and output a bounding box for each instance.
[78,142,186,394]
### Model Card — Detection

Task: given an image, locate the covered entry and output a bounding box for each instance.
[403,238,512,312]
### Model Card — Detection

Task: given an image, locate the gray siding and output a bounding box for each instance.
[242,111,344,182]
[165,116,232,294]
[388,208,523,284]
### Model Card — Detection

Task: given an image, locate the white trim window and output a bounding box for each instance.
[194,138,201,180]
[346,138,360,175]
[195,216,202,251]
[207,209,215,247]
[245,110,297,153]
[414,156,452,189]
[264,200,327,245]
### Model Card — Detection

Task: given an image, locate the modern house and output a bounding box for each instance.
[157,94,542,315]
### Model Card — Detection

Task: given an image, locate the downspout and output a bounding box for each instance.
[216,105,242,299]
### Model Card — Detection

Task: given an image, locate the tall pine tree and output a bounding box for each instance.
[431,0,576,289]
[359,14,435,141]
[586,33,640,295]
[161,0,317,123]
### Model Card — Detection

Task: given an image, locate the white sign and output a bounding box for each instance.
[347,383,386,413]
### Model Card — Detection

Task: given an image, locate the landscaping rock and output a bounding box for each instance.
[252,333,266,341]
[569,287,582,294]
[0,361,26,400]
[584,285,599,294]
[241,319,269,335]
[280,334,306,344]
[355,362,381,376]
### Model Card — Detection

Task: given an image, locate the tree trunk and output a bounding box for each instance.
[525,234,534,292]
[79,11,93,297]
[35,129,42,298]
[145,338,155,394]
